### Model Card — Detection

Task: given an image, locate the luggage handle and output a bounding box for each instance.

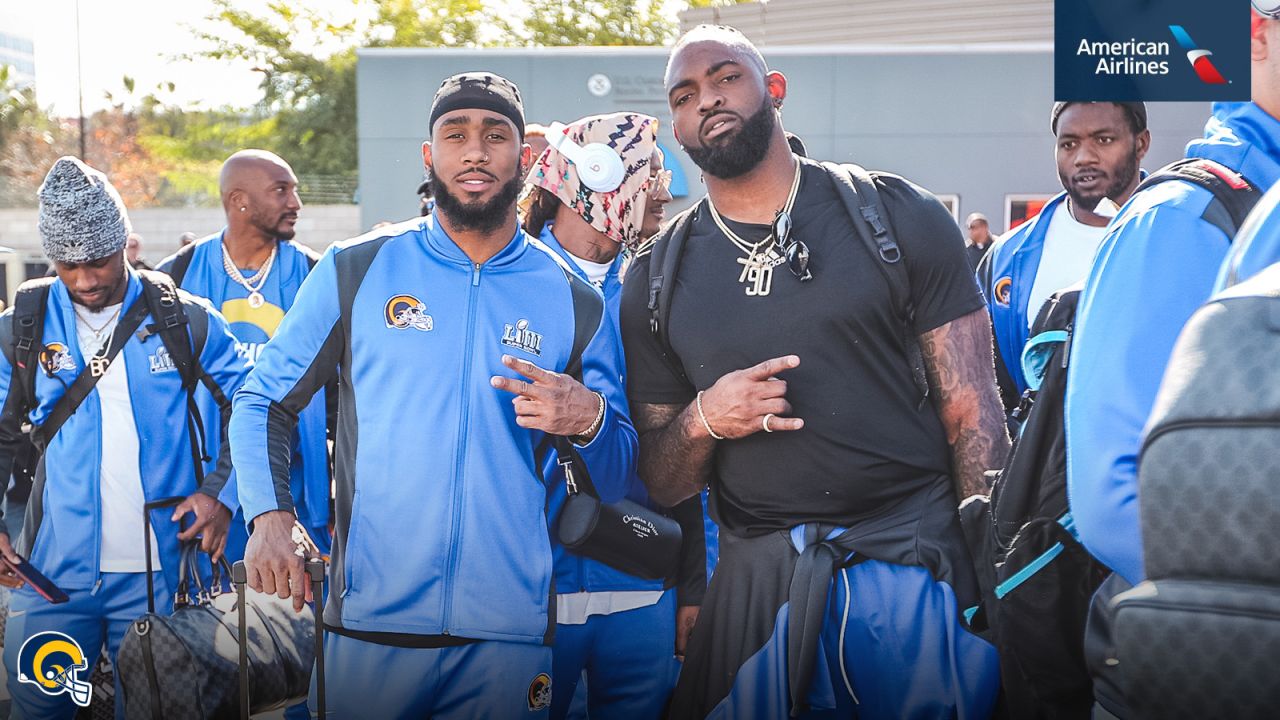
[232,558,325,720]
[142,496,191,614]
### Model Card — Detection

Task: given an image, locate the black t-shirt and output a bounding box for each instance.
[620,159,984,535]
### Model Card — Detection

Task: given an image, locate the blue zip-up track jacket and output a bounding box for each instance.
[1066,102,1280,585]
[978,193,1068,398]
[230,215,637,644]
[536,224,712,601]
[0,271,248,595]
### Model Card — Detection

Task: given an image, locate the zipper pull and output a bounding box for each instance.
[472,263,481,286]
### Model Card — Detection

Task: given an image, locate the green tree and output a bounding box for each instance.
[522,0,676,46]
[189,0,507,179]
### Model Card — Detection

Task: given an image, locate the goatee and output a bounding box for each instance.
[685,96,776,180]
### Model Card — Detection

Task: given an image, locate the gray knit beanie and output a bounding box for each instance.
[37,156,131,263]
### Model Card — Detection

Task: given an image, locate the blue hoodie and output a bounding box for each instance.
[1066,102,1280,584]
[230,215,637,643]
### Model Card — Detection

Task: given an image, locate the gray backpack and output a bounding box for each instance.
[1114,261,1280,718]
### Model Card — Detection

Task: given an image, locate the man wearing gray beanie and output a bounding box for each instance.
[232,71,636,718]
[0,157,249,719]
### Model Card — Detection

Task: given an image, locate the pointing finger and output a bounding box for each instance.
[744,355,800,381]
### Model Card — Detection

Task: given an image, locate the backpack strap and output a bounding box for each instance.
[163,241,200,286]
[644,199,704,387]
[1133,159,1260,237]
[821,162,930,405]
[559,267,605,383]
[555,265,607,498]
[135,270,228,489]
[31,287,154,450]
[9,278,56,416]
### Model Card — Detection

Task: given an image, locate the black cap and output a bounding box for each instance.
[429,72,525,140]
[1051,101,1148,135]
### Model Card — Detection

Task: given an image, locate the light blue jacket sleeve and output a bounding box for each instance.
[193,300,252,511]
[230,248,342,524]
[568,305,638,505]
[1065,199,1232,585]
[1217,181,1280,290]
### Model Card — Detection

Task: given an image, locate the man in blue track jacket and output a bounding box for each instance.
[978,101,1149,406]
[231,72,637,719]
[158,150,330,566]
[521,113,699,720]
[0,157,247,720]
[1065,8,1280,716]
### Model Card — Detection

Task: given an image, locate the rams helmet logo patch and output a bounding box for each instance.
[384,294,433,332]
[38,343,78,376]
[527,672,551,711]
[17,631,92,707]
[993,277,1013,307]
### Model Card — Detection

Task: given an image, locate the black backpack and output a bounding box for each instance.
[1,271,231,508]
[642,162,930,404]
[960,157,1261,719]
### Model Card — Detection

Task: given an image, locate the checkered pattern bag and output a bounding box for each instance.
[113,497,324,719]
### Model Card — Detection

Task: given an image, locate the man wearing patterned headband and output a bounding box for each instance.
[520,113,691,720]
[232,72,637,718]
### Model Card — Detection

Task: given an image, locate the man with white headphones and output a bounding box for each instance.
[1065,4,1280,716]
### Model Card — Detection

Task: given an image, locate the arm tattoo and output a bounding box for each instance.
[634,402,716,507]
[919,308,1011,501]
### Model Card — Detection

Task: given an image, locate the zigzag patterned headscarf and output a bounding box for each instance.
[529,112,659,248]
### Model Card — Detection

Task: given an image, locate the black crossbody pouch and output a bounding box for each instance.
[553,435,682,581]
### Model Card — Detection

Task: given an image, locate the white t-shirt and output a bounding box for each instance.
[75,303,160,573]
[567,254,613,289]
[1026,206,1109,330]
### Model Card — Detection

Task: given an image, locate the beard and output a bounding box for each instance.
[1062,144,1141,213]
[684,96,776,180]
[250,209,297,240]
[431,164,524,234]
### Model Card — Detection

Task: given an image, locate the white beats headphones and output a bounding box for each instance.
[1256,0,1280,17]
[546,122,626,193]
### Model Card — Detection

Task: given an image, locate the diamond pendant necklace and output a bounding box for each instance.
[221,240,277,308]
[707,159,802,297]
[74,305,121,377]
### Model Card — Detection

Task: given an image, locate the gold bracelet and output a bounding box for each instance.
[572,392,606,445]
[696,390,725,441]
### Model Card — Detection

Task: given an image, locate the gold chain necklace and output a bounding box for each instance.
[707,159,802,297]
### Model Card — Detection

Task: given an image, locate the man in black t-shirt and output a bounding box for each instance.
[619,26,1008,719]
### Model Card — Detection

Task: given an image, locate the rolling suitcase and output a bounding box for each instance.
[232,559,326,720]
